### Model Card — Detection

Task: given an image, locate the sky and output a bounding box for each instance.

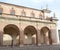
[0,0,60,30]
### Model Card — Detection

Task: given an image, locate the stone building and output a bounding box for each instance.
[0,2,59,46]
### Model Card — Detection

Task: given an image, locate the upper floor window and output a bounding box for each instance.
[39,12,43,19]
[0,6,3,15]
[21,9,26,16]
[10,8,15,15]
[31,11,35,17]
[39,12,43,17]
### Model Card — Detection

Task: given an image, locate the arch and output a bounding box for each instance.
[24,25,37,45]
[40,27,52,45]
[15,35,20,45]
[4,24,20,35]
[3,24,20,46]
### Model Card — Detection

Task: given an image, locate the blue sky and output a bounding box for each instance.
[0,0,60,29]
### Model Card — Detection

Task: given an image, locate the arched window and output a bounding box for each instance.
[21,9,26,16]
[31,11,35,17]
[0,6,3,15]
[10,8,15,15]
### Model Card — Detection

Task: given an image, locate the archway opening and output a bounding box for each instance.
[24,26,37,45]
[3,34,12,46]
[40,27,52,45]
[3,24,20,46]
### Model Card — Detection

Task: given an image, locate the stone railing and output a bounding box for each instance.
[0,13,57,24]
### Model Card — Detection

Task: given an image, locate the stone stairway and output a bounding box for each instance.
[0,45,60,50]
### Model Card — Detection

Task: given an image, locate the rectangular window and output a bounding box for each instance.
[0,8,3,15]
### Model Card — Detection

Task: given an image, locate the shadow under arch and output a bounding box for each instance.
[24,25,38,45]
[40,27,52,45]
[3,24,20,46]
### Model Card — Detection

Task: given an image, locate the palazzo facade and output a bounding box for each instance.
[0,2,59,46]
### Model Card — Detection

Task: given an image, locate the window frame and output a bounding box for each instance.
[10,8,15,15]
[0,7,3,15]
[21,9,26,16]
[31,11,35,17]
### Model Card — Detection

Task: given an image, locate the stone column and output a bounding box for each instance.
[55,29,59,44]
[19,32,20,45]
[45,36,50,45]
[51,29,59,44]
[0,31,3,46]
[45,32,50,45]
[56,30,59,44]
[20,30,24,46]
[12,37,16,46]
[36,29,41,46]
[32,37,36,44]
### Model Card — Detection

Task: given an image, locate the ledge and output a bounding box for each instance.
[0,13,57,24]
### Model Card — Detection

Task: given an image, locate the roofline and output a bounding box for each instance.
[0,2,41,11]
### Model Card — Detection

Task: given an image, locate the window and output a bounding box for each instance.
[39,12,43,17]
[21,9,26,16]
[10,8,15,15]
[31,11,35,17]
[39,12,43,19]
[0,6,3,15]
